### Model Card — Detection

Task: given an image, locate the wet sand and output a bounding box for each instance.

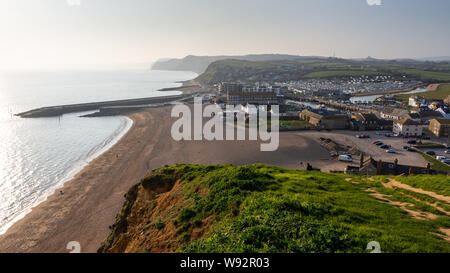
[0,106,332,253]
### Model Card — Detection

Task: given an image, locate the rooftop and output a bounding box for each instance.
[395,118,420,126]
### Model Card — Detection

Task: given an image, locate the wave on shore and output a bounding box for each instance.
[0,115,133,235]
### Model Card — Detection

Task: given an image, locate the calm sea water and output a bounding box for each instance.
[350,87,427,103]
[0,69,197,234]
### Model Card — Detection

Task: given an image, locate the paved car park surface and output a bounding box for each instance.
[298,130,434,168]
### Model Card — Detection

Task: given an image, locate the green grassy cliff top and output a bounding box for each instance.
[99,164,450,253]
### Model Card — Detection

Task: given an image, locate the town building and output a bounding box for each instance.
[300,109,348,129]
[408,96,426,107]
[218,82,243,94]
[350,113,385,131]
[227,91,279,105]
[345,155,445,176]
[393,118,422,136]
[428,101,445,111]
[444,95,450,106]
[429,118,450,138]
[402,112,422,123]
[242,85,283,95]
[436,108,450,119]
[380,107,409,120]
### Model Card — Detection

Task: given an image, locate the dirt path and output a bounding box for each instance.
[365,189,438,220]
[427,84,441,91]
[385,179,450,204]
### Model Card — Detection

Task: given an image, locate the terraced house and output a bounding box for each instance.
[393,118,422,137]
[429,118,450,138]
[300,109,348,130]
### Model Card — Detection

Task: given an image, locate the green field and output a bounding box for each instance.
[304,70,385,78]
[279,120,311,129]
[196,57,450,84]
[100,164,450,253]
[396,83,450,101]
[401,69,450,82]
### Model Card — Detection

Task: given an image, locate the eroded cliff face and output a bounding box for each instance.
[98,167,212,253]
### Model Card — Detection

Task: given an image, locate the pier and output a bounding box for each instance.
[16,94,192,118]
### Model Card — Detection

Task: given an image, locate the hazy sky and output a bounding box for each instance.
[1,0,449,70]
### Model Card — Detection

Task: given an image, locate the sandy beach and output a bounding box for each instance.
[0,105,337,253]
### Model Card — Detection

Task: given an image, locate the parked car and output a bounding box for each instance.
[436,156,447,161]
[338,155,353,162]
[376,142,384,146]
[356,134,370,139]
[445,150,450,154]
[442,159,450,165]
[403,146,409,150]
[407,148,416,152]
[373,141,381,144]
[386,149,396,153]
[407,140,417,145]
[426,151,436,156]
[380,145,390,149]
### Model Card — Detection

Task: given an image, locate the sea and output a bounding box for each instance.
[0,69,197,235]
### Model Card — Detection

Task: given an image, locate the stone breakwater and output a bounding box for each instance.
[16,94,190,118]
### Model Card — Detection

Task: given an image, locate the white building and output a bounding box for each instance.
[408,96,426,108]
[393,118,423,137]
[380,108,409,121]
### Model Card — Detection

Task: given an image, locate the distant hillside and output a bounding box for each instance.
[151,54,311,74]
[99,164,450,253]
[195,58,450,84]
[418,56,450,62]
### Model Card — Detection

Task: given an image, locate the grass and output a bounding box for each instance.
[196,57,450,84]
[414,142,446,148]
[415,149,450,172]
[401,70,450,82]
[279,120,311,129]
[304,70,385,78]
[390,175,450,197]
[162,164,450,253]
[395,83,450,101]
[102,164,450,253]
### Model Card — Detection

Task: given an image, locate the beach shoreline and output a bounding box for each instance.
[0,104,341,253]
